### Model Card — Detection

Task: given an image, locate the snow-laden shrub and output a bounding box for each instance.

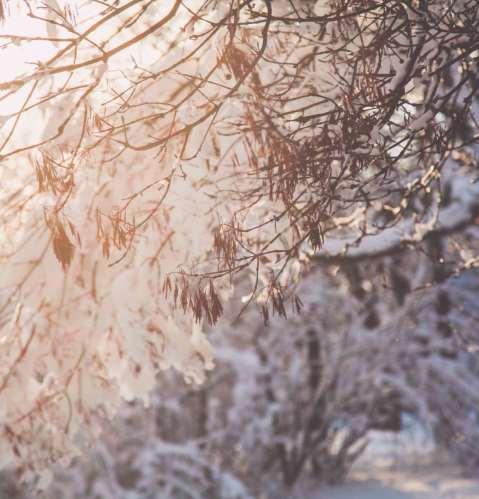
[4,395,253,499]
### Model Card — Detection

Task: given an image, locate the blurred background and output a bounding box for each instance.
[3,263,479,498]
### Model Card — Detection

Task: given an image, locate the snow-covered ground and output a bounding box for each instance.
[299,462,479,499]
[294,423,479,499]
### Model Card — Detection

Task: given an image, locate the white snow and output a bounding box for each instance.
[292,426,479,499]
[297,463,479,499]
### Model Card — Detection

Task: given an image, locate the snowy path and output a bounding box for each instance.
[293,428,479,499]
[292,463,479,499]
[313,465,479,499]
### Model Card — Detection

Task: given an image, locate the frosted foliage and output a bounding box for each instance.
[0,0,225,482]
[0,0,317,481]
